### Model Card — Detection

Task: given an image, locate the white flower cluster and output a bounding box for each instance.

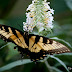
[23,0,54,33]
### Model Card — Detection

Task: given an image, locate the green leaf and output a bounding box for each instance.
[65,0,72,10]
[45,60,62,72]
[0,42,11,50]
[6,43,18,60]
[0,59,32,72]
[54,53,72,67]
[49,55,69,72]
[0,42,19,60]
[52,67,63,72]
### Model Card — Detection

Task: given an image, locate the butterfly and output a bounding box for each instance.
[0,24,71,62]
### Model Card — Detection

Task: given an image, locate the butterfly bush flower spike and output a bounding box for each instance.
[23,0,54,35]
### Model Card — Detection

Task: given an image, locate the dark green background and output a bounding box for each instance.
[0,0,72,72]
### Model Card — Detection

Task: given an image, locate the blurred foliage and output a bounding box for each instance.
[65,0,72,11]
[0,0,72,72]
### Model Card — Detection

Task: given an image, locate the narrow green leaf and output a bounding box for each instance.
[54,62,69,68]
[0,42,12,49]
[52,67,63,72]
[45,60,53,72]
[45,60,62,72]
[0,59,32,72]
[49,55,69,72]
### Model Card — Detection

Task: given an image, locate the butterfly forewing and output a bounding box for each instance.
[29,35,71,53]
[0,25,28,48]
[29,36,42,53]
[28,35,71,61]
[46,40,70,54]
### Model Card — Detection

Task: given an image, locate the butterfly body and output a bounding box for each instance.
[0,24,71,62]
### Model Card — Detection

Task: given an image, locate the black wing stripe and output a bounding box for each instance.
[23,32,29,46]
[8,27,25,47]
[15,30,26,47]
[43,37,48,44]
[11,28,19,38]
[0,25,3,30]
[35,36,40,44]
[31,36,40,48]
[4,26,9,32]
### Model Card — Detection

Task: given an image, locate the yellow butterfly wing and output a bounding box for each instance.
[29,36,70,53]
[0,24,28,48]
[28,35,71,61]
